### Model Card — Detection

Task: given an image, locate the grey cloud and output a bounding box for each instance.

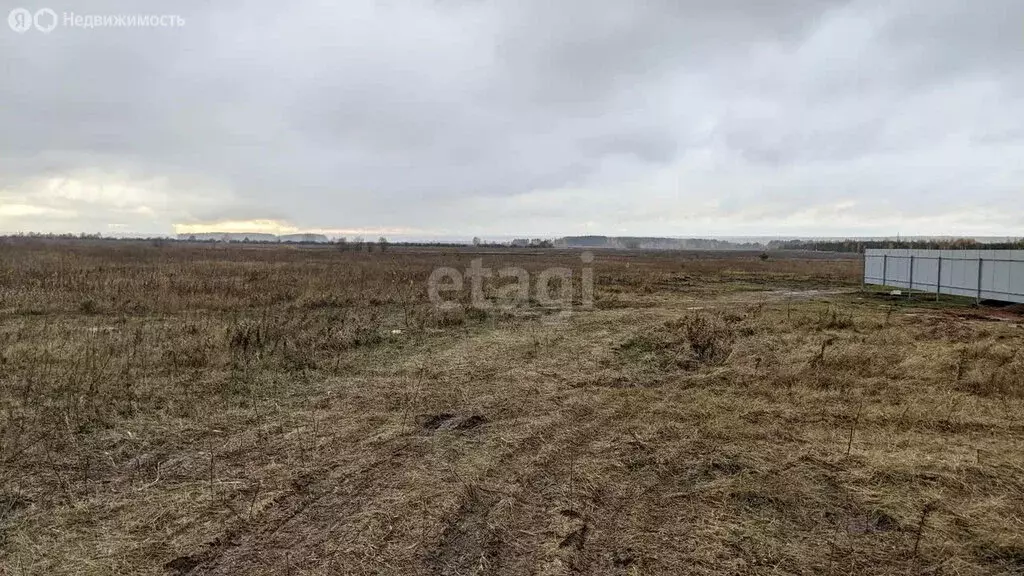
[0,0,1021,236]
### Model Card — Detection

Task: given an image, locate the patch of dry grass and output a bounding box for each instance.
[1,239,1022,575]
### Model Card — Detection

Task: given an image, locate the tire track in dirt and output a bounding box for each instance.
[167,441,417,575]
[172,309,694,575]
[423,485,502,576]
[416,401,598,575]
[419,389,637,576]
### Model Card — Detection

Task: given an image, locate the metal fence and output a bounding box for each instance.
[863,249,1024,304]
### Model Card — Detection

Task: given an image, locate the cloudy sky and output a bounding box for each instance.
[1,0,1022,239]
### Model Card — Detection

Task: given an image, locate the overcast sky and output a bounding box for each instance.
[1,0,1022,239]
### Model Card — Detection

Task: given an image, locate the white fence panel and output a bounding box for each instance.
[863,249,1024,304]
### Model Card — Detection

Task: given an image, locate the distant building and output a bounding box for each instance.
[177,232,277,242]
[232,233,279,243]
[176,232,328,243]
[280,233,329,243]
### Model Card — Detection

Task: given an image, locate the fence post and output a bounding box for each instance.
[977,257,984,304]
[861,253,866,292]
[936,255,942,302]
[908,254,914,299]
[882,254,888,287]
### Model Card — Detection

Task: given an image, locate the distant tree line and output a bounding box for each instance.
[10,233,1019,254]
[4,232,105,239]
[555,236,764,250]
[768,238,1024,253]
[334,236,391,252]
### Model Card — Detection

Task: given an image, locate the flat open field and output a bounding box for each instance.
[1,240,1022,575]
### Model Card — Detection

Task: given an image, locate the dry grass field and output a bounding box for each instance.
[1,239,1022,575]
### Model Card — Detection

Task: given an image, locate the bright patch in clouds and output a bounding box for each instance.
[174,220,301,236]
[0,204,71,218]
